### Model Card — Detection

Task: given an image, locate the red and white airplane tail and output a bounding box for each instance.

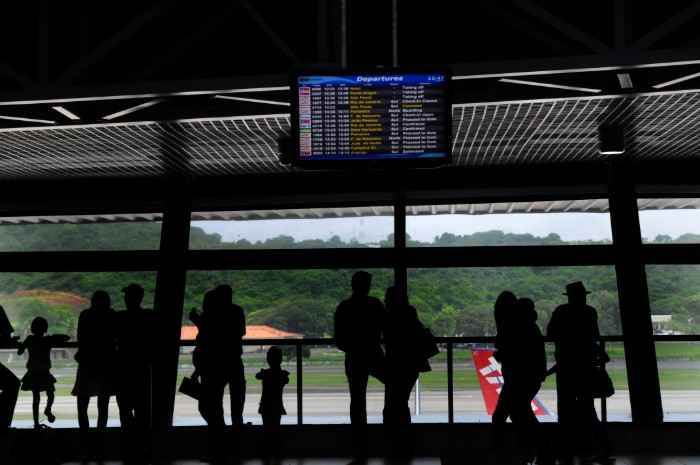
[471,348,550,416]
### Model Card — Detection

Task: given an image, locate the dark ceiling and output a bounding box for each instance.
[0,1,700,188]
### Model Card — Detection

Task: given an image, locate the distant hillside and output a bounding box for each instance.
[0,222,697,338]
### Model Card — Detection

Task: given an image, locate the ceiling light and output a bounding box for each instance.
[213,95,290,106]
[499,78,602,94]
[652,70,700,89]
[598,125,625,155]
[102,99,164,120]
[0,115,55,124]
[617,73,633,89]
[51,105,80,120]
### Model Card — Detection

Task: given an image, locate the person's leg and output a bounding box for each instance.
[116,392,132,430]
[346,358,369,426]
[0,363,19,430]
[555,371,577,461]
[229,359,246,426]
[506,382,538,463]
[77,395,90,430]
[400,372,419,425]
[492,383,511,448]
[45,390,55,423]
[32,391,40,428]
[97,395,110,429]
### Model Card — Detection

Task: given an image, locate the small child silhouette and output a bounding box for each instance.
[256,346,289,428]
[17,317,70,429]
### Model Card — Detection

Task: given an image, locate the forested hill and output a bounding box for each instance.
[0,223,699,339]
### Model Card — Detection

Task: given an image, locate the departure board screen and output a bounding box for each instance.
[294,72,450,163]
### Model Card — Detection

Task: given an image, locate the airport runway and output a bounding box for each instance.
[15,388,700,428]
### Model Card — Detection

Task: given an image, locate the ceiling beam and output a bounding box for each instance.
[238,0,300,63]
[614,0,625,50]
[633,2,700,50]
[511,0,610,54]
[451,47,700,79]
[38,0,49,83]
[136,6,236,80]
[56,1,175,85]
[478,1,570,53]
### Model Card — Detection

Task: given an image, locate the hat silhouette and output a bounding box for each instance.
[563,281,591,296]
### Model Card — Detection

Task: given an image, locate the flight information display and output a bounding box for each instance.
[294,72,450,162]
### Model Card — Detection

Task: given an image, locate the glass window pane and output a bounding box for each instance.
[175,344,298,426]
[190,207,394,250]
[0,215,162,251]
[176,269,393,425]
[647,265,700,335]
[3,350,122,428]
[1,272,156,340]
[639,198,700,244]
[408,266,621,336]
[451,342,630,423]
[1,271,157,428]
[406,200,612,247]
[656,341,700,421]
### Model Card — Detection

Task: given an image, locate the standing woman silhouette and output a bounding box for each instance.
[491,290,518,446]
[72,290,117,432]
[383,286,431,427]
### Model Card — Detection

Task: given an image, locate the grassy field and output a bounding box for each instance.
[7,341,700,397]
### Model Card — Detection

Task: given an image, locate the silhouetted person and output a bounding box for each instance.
[17,316,69,429]
[191,285,247,460]
[383,286,431,428]
[500,298,548,465]
[115,283,153,458]
[215,284,247,426]
[72,291,117,437]
[491,290,518,447]
[547,282,611,462]
[256,346,289,460]
[0,305,19,433]
[334,271,386,430]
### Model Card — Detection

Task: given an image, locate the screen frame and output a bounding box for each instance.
[289,66,452,169]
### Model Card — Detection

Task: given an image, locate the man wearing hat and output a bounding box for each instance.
[547,281,611,461]
[115,283,153,457]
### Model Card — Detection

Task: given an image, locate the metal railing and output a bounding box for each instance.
[1,334,654,425]
[179,335,628,425]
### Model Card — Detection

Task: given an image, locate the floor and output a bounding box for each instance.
[47,457,700,465]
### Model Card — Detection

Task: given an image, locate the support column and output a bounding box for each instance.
[394,191,407,298]
[608,160,662,424]
[151,187,191,429]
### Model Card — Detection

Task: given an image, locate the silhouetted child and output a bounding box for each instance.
[256,346,288,459]
[17,317,70,429]
[256,346,289,427]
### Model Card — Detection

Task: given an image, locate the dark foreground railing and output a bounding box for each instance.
[1,334,651,425]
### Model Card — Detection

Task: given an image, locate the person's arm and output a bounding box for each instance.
[255,370,264,380]
[48,334,71,345]
[238,306,246,338]
[334,304,347,352]
[189,308,202,328]
[17,337,28,355]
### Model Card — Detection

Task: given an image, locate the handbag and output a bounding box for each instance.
[590,365,615,399]
[178,376,202,400]
[421,327,440,360]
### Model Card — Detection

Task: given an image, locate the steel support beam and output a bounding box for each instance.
[608,160,663,424]
[151,188,191,430]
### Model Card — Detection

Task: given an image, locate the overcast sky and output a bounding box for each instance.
[192,209,700,244]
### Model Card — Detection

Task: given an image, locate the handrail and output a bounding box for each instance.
[0,333,692,426]
[0,333,686,350]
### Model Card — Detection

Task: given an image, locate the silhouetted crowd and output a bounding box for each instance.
[0,274,614,464]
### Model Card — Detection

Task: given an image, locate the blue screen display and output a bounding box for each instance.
[296,73,449,161]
